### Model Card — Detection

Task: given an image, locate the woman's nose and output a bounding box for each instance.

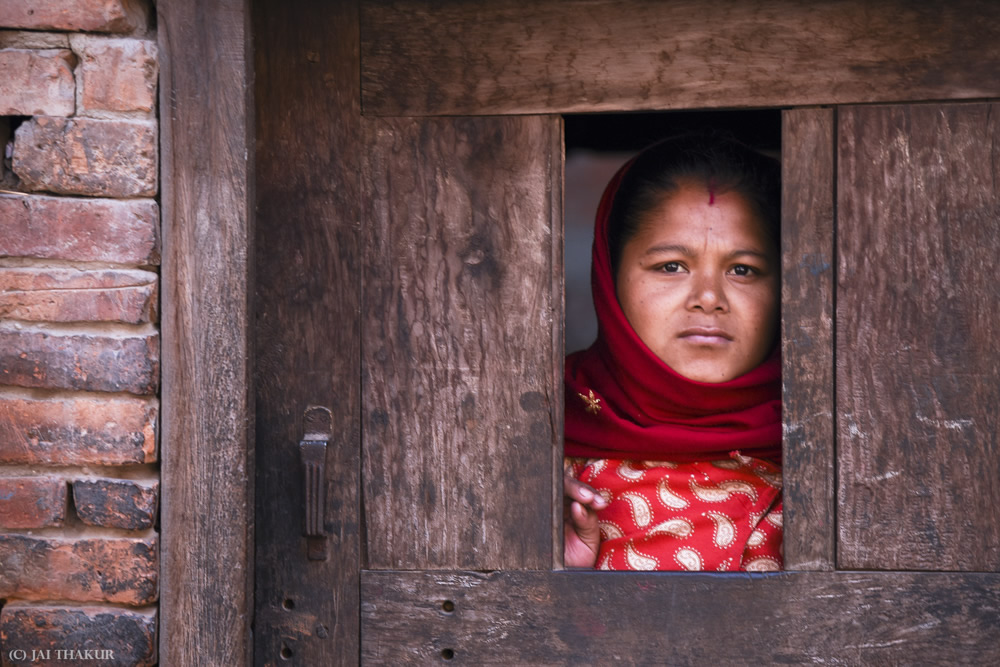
[686,273,728,312]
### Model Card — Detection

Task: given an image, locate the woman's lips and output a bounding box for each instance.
[678,327,733,344]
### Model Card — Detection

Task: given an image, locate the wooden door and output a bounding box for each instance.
[253,2,1000,664]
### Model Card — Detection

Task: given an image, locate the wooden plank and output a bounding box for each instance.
[780,108,835,571]
[251,0,362,665]
[362,116,560,570]
[837,103,1000,571]
[360,0,1000,117]
[157,0,253,665]
[362,569,1000,664]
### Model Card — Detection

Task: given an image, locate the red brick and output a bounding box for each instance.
[72,478,157,530]
[13,117,157,197]
[0,0,145,34]
[0,268,157,324]
[0,394,157,465]
[0,476,67,529]
[71,36,156,113]
[0,326,159,394]
[0,604,155,667]
[0,194,159,264]
[0,49,75,116]
[0,534,157,604]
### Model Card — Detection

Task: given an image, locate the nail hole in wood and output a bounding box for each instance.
[441,648,455,660]
[280,644,293,660]
[441,599,455,613]
[283,598,295,610]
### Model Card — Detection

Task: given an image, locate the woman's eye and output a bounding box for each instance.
[731,264,756,277]
[660,261,682,273]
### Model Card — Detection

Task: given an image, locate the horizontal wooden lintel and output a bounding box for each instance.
[362,0,1000,116]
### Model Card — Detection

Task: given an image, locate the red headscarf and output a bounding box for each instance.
[564,158,782,461]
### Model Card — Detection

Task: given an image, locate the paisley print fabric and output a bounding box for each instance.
[567,452,782,571]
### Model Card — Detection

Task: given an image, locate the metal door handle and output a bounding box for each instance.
[299,406,331,560]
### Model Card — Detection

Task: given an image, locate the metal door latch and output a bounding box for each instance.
[299,406,331,561]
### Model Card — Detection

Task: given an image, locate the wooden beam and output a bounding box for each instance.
[781,108,835,570]
[158,0,254,664]
[361,0,1000,116]
[363,570,1000,664]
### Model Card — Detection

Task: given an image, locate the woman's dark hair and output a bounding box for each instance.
[608,132,781,275]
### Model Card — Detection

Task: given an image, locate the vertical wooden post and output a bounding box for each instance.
[158,0,254,664]
[781,108,836,570]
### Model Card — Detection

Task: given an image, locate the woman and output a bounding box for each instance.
[564,134,784,571]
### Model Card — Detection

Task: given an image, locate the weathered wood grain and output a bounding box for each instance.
[252,0,362,664]
[157,0,253,664]
[362,569,1000,664]
[360,0,1000,116]
[837,103,1000,571]
[362,116,561,570]
[780,108,835,571]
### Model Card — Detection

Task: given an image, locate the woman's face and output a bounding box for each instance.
[615,181,779,383]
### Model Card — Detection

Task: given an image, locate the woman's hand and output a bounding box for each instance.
[563,474,608,568]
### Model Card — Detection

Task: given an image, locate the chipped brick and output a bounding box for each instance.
[73,478,157,530]
[13,117,157,197]
[0,268,157,324]
[0,194,159,264]
[0,326,159,395]
[0,534,157,604]
[0,49,76,116]
[0,604,156,666]
[0,394,157,466]
[0,476,67,529]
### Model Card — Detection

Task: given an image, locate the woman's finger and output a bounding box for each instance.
[564,474,608,508]
[570,501,601,546]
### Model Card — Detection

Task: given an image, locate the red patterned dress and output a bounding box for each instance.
[566,453,782,571]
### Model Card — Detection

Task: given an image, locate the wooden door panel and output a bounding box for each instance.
[780,108,836,571]
[361,116,563,570]
[837,103,1000,570]
[362,570,1000,663]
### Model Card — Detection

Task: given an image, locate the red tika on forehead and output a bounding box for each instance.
[708,177,716,205]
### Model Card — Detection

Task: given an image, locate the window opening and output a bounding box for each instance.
[562,110,783,572]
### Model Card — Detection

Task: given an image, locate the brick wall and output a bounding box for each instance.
[0,1,159,665]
